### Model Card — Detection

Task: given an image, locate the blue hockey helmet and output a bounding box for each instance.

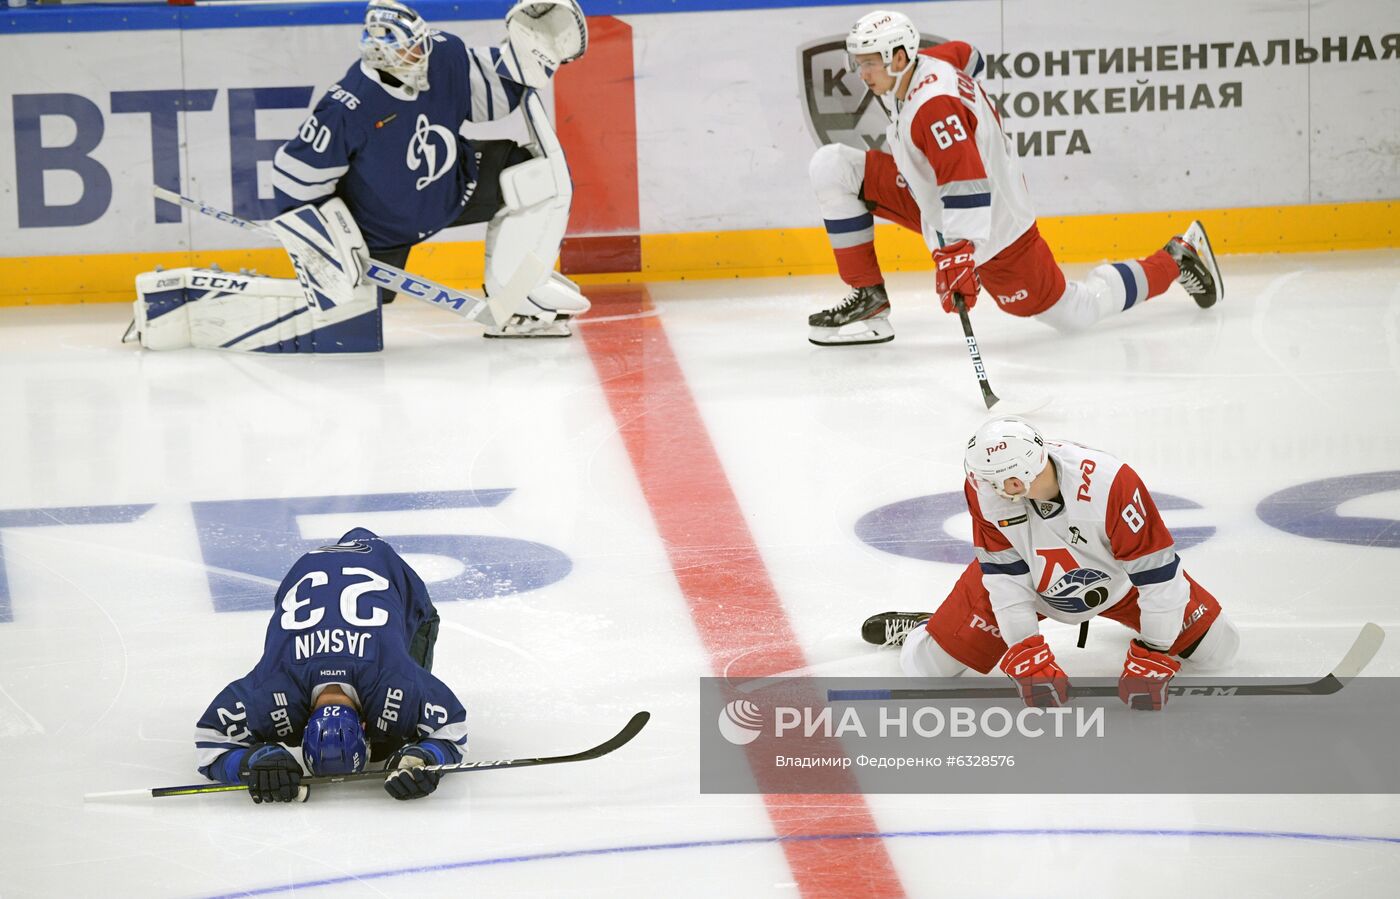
[303,703,368,776]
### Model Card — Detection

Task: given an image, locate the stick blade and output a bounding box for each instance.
[1332,622,1385,680]
[593,710,650,757]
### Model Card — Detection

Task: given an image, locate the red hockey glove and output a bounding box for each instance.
[998,634,1070,708]
[934,239,981,313]
[1119,640,1182,711]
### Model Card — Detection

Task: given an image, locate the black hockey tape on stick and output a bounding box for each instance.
[84,711,650,801]
[953,294,1000,410]
[828,624,1385,702]
[149,186,499,326]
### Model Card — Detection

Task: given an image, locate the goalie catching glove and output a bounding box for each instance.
[505,0,587,89]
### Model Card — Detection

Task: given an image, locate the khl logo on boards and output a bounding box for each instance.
[717,699,764,745]
[799,33,944,151]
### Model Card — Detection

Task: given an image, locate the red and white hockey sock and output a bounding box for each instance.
[826,213,884,288]
[1104,250,1178,311]
[1139,249,1179,299]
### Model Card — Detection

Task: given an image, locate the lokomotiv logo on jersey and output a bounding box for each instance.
[799,34,944,152]
[1040,567,1112,614]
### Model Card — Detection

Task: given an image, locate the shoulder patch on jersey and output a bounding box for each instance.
[997,514,1028,527]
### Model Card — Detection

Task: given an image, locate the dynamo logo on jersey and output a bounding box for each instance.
[406,114,457,191]
[799,33,944,152]
[1039,567,1112,614]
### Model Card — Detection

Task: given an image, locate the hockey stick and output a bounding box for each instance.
[84,710,650,801]
[953,294,1000,410]
[151,187,498,326]
[827,623,1384,702]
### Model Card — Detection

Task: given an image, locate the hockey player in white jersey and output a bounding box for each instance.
[864,418,1240,710]
[271,0,590,337]
[807,10,1223,345]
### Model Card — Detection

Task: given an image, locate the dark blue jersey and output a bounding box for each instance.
[272,31,528,250]
[195,528,468,782]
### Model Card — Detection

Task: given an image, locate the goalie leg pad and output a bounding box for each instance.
[270,198,369,312]
[483,93,574,326]
[132,267,381,353]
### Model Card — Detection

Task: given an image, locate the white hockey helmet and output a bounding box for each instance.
[964,417,1048,501]
[846,10,919,78]
[360,0,435,93]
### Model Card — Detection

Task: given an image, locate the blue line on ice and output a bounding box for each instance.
[205,827,1400,897]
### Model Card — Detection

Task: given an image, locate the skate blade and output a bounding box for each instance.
[484,330,574,339]
[808,325,895,347]
[1185,220,1223,308]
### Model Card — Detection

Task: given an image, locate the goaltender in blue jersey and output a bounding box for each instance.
[272,29,524,252]
[194,528,469,802]
[269,0,593,338]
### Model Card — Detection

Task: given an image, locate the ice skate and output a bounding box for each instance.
[484,273,590,339]
[861,611,930,647]
[1165,220,1223,309]
[808,284,894,346]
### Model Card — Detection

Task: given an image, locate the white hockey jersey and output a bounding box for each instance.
[889,45,1036,266]
[966,441,1191,651]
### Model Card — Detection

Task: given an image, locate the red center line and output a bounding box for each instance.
[579,285,904,899]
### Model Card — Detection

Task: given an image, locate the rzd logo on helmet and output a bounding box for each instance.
[798,33,944,152]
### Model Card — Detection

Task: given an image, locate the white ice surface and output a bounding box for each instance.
[1,250,1399,897]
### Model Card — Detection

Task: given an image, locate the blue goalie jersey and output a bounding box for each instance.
[272,31,528,250]
[195,528,469,782]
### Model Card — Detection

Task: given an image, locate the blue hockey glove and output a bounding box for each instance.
[242,744,303,804]
[383,745,442,801]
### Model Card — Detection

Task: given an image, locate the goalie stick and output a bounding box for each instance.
[84,710,649,801]
[827,623,1385,702]
[151,187,499,327]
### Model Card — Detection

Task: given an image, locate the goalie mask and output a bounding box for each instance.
[846,10,919,80]
[964,417,1048,501]
[361,0,435,93]
[302,703,368,776]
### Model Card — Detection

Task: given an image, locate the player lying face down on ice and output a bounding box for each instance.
[863,418,1241,710]
[805,9,1224,346]
[194,529,469,802]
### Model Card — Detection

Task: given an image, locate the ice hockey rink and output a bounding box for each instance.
[2,249,1399,898]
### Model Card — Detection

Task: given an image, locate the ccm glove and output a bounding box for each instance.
[933,239,981,313]
[384,745,442,801]
[998,634,1070,708]
[1119,640,1182,710]
[241,744,303,804]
